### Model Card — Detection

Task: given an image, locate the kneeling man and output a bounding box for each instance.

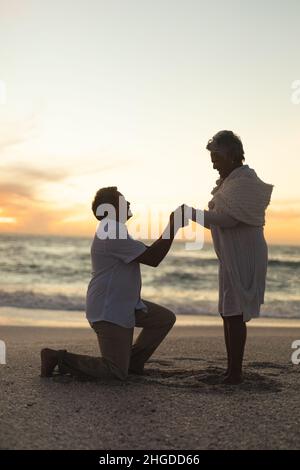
[41,187,186,381]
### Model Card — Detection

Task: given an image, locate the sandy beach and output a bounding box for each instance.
[1,318,300,450]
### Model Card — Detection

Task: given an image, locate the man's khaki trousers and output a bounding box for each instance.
[57,300,176,381]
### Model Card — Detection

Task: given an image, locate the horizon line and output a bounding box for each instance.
[0,230,299,247]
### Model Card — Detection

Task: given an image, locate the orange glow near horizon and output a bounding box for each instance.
[0,198,299,245]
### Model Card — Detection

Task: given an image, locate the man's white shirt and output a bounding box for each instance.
[85,219,148,328]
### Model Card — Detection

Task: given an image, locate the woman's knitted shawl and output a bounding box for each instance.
[208,165,273,226]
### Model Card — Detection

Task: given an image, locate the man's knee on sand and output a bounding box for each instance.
[166,310,176,328]
[156,308,176,331]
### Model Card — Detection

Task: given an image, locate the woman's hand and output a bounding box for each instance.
[169,204,191,230]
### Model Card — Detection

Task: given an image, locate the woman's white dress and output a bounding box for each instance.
[211,222,268,322]
[204,165,273,322]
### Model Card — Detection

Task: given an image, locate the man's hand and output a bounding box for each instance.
[170,204,191,231]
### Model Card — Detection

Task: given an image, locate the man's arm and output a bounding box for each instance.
[132,206,186,267]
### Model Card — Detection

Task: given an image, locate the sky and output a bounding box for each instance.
[0,0,299,244]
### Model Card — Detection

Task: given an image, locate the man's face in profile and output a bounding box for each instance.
[117,193,132,222]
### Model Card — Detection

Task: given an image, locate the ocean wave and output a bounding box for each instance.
[0,289,85,311]
[2,257,298,280]
[1,289,300,319]
[168,256,300,269]
[268,259,300,268]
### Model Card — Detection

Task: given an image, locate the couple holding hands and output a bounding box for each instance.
[41,130,273,386]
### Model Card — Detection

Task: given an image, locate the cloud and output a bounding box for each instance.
[0,182,34,200]
[1,163,70,183]
[0,140,137,235]
[0,163,72,210]
[0,159,128,234]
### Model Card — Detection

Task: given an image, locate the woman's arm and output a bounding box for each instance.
[190,207,239,229]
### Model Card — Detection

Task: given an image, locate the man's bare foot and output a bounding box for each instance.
[40,348,59,377]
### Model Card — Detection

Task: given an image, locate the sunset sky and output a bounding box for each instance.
[0,0,299,244]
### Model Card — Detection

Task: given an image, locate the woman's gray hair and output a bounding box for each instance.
[206,130,245,163]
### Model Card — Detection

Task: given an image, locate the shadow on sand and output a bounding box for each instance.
[50,356,286,394]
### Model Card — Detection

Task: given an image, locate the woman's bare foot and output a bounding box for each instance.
[222,374,243,385]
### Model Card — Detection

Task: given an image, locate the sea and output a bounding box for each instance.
[0,233,299,326]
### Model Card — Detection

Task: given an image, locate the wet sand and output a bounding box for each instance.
[0,322,300,449]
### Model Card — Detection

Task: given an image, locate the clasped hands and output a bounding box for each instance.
[170,204,193,231]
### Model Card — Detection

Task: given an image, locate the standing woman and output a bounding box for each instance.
[189,130,273,384]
